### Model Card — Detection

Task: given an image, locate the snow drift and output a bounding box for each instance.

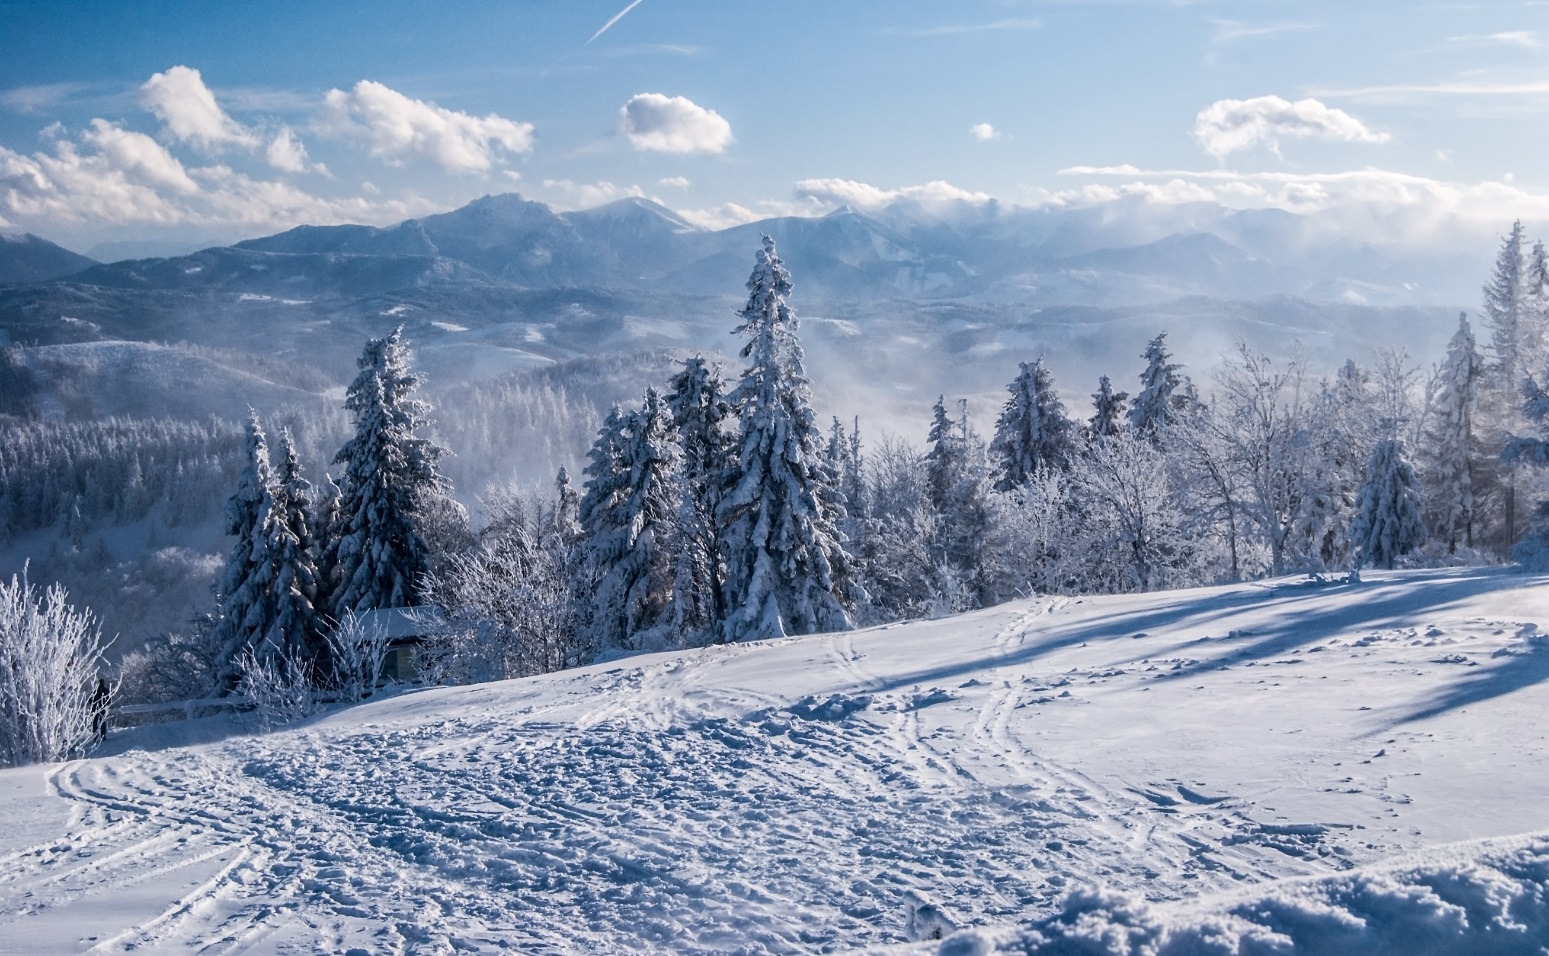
[947,835,1549,955]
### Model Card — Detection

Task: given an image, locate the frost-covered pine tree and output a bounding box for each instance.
[1424,313,1483,552]
[577,389,681,652]
[1349,435,1426,570]
[212,414,279,690]
[1523,240,1549,377]
[553,466,580,541]
[925,396,965,513]
[1483,221,1529,395]
[1296,360,1370,572]
[267,428,324,669]
[327,326,451,618]
[664,357,732,641]
[1500,360,1549,566]
[922,396,993,601]
[1128,332,1189,439]
[716,237,852,642]
[989,357,1076,491]
[1087,375,1129,442]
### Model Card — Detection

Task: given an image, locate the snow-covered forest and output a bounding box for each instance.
[5,223,1549,724]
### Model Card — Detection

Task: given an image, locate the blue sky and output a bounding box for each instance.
[2,0,1548,252]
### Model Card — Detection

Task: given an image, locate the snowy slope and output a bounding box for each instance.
[3,567,1549,954]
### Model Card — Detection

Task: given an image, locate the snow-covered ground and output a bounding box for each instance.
[3,567,1549,954]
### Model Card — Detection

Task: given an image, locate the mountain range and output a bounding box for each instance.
[0,193,1483,440]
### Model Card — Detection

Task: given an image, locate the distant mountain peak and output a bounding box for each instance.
[0,232,97,284]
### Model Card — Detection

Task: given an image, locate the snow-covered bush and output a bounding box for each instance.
[324,614,394,703]
[234,645,316,732]
[0,570,110,767]
[422,487,582,683]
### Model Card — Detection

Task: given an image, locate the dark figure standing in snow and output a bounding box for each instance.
[89,678,110,745]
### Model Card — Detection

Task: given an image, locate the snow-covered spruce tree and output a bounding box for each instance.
[989,357,1077,492]
[925,396,965,513]
[716,237,853,642]
[211,414,279,691]
[921,397,994,603]
[1476,225,1539,555]
[553,466,581,541]
[1484,220,1529,396]
[1349,435,1426,571]
[577,388,681,653]
[665,357,732,641]
[268,428,325,669]
[1127,332,1191,440]
[1423,313,1484,552]
[326,326,451,619]
[1499,363,1549,567]
[0,570,109,767]
[827,416,868,533]
[572,404,628,656]
[1087,376,1129,442]
[1296,360,1371,573]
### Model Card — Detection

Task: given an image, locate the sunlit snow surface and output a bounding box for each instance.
[3,568,1549,954]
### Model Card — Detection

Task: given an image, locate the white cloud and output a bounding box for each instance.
[1319,79,1549,102]
[1448,31,1542,50]
[0,82,90,116]
[0,118,438,234]
[658,176,691,188]
[1209,20,1316,44]
[139,66,259,150]
[970,123,1000,142]
[319,80,534,173]
[265,126,324,174]
[676,202,761,230]
[540,178,645,209]
[793,178,991,208]
[1049,162,1549,228]
[618,93,732,154]
[1194,95,1389,158]
[81,119,201,196]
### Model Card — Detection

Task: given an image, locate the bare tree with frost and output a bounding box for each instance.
[0,570,109,767]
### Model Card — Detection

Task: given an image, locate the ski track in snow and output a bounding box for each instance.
[4,567,1549,953]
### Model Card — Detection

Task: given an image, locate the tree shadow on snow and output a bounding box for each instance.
[859,567,1533,697]
[1139,568,1525,685]
[1392,644,1549,725]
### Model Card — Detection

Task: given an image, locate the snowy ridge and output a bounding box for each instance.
[4,567,1549,952]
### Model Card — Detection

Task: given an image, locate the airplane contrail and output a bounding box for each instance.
[588,0,647,43]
